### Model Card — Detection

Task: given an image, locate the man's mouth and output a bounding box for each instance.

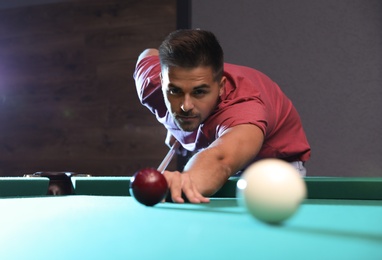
[176,114,198,122]
[178,115,196,120]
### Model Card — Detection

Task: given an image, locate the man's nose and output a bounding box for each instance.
[180,96,194,112]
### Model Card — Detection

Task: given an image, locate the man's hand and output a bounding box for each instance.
[162,170,210,203]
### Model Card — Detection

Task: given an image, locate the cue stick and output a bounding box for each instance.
[157,140,180,173]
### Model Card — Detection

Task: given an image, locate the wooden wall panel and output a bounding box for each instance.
[0,0,177,176]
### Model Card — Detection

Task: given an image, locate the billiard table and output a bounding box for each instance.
[0,176,381,259]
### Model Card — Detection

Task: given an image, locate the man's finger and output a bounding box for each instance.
[169,172,185,203]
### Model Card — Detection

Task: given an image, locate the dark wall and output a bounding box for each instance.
[188,0,382,177]
[0,0,177,176]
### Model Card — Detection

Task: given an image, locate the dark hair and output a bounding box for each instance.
[159,29,224,81]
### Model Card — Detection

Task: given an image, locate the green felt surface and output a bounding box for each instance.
[0,196,381,260]
[305,177,382,200]
[72,176,131,196]
[0,177,49,197]
[71,176,382,200]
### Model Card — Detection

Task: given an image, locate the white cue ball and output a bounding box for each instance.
[236,159,307,224]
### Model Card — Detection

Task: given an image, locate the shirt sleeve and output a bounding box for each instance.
[209,97,268,138]
[133,55,166,118]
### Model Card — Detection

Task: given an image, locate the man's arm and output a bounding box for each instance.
[164,124,264,203]
[136,48,159,66]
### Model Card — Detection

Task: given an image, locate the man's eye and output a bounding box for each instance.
[193,89,208,96]
[168,88,181,95]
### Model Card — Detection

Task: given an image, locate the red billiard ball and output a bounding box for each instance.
[129,168,168,206]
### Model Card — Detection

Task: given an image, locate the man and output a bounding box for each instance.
[134,29,310,204]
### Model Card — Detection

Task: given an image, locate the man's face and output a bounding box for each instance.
[161,66,225,132]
